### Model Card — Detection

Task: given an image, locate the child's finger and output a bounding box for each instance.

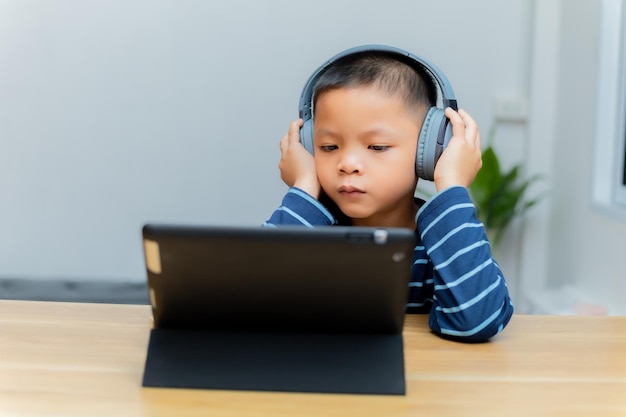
[458,109,479,144]
[280,119,304,154]
[445,107,465,140]
[279,132,289,154]
[288,119,304,144]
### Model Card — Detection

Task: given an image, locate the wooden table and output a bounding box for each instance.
[0,300,624,417]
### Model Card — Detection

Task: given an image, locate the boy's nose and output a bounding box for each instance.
[338,153,362,174]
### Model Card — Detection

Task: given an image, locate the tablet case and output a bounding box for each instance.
[141,224,415,395]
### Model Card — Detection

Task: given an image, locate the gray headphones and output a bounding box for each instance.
[298,44,458,181]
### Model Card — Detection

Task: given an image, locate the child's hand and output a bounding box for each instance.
[279,119,321,198]
[433,108,483,192]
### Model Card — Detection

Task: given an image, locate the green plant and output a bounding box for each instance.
[469,126,544,249]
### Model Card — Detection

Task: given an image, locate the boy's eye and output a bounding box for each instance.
[319,145,338,152]
[369,145,390,151]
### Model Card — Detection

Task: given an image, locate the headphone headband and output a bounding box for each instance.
[299,44,458,122]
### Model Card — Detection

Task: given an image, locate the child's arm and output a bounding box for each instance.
[416,109,513,341]
[263,187,335,227]
[417,187,514,342]
[264,120,334,227]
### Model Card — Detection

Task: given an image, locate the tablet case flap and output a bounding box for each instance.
[142,328,405,395]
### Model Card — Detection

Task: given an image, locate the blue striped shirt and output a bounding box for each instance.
[264,186,514,342]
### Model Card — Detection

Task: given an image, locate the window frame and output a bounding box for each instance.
[592,0,626,215]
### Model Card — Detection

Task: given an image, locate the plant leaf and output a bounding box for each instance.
[467,126,547,249]
[469,146,502,224]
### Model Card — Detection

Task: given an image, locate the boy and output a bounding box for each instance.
[264,49,513,342]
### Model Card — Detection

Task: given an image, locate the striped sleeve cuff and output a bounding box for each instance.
[263,187,336,227]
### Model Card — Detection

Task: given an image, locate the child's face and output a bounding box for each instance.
[313,85,423,228]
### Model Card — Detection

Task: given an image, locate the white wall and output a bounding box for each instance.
[0,0,533,284]
[3,0,624,315]
[5,0,625,316]
[545,0,626,315]
[517,0,626,316]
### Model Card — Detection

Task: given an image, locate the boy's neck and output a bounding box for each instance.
[351,202,419,230]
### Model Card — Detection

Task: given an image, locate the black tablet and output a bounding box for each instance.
[141,224,415,395]
[142,224,415,334]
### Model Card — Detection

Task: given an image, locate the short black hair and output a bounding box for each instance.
[312,51,437,116]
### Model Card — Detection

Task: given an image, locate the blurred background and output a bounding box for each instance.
[1,0,625,314]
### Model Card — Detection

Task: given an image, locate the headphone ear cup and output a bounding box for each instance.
[300,119,315,155]
[416,107,451,181]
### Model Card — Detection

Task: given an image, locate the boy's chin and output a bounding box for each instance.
[335,207,372,222]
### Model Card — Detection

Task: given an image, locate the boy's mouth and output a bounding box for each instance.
[338,185,365,195]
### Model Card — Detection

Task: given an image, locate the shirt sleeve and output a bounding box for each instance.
[416,186,514,342]
[262,187,336,227]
